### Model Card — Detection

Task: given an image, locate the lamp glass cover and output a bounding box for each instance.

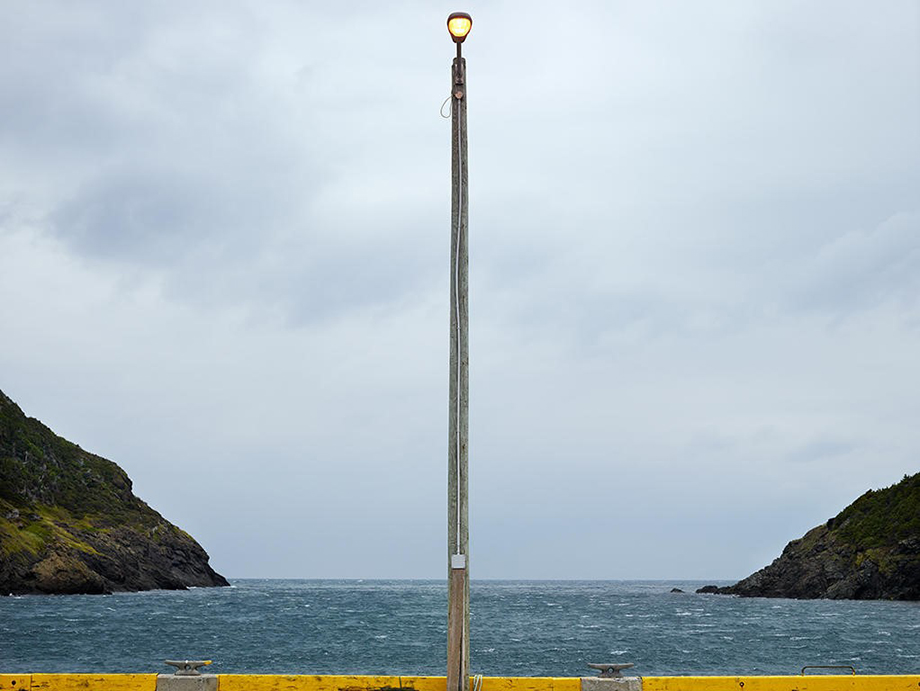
[448,15,472,40]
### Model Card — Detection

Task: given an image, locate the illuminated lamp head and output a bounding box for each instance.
[447,12,472,43]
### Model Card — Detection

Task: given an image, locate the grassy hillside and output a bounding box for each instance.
[0,388,227,594]
[0,391,154,522]
[830,472,920,548]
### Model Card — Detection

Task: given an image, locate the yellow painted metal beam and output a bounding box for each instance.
[219,676,412,691]
[643,676,920,691]
[217,677,578,691]
[0,675,30,691]
[7,674,920,691]
[30,675,157,691]
[478,678,575,691]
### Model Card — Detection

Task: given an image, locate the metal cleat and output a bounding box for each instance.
[587,663,635,678]
[164,661,212,677]
[801,665,856,675]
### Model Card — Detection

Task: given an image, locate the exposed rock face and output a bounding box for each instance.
[697,473,920,600]
[0,389,229,595]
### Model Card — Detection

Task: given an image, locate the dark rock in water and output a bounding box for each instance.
[670,587,685,593]
[0,388,229,595]
[701,472,920,601]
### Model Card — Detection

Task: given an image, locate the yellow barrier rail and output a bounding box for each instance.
[642,676,920,690]
[4,675,920,691]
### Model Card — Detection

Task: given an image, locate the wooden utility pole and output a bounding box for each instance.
[446,12,471,691]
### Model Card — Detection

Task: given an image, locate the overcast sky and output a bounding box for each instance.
[1,1,918,580]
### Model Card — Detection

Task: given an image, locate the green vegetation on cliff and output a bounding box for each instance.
[0,388,228,595]
[830,473,920,549]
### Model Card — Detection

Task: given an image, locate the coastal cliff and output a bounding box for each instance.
[698,472,920,600]
[0,389,228,595]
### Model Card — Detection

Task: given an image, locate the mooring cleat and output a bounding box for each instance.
[588,663,635,678]
[164,661,212,677]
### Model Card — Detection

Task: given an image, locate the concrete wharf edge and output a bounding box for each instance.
[3,674,920,691]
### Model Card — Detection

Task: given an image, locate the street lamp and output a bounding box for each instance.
[447,12,472,43]
[446,11,471,691]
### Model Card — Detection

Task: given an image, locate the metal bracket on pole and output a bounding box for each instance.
[453,59,466,100]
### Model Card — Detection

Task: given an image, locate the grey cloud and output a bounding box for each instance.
[790,212,920,315]
[3,0,454,326]
[1,0,919,579]
[786,438,862,465]
[52,170,222,262]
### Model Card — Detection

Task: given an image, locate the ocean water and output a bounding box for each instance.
[1,580,918,676]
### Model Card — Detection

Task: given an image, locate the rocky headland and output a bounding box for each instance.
[0,388,228,595]
[697,472,920,600]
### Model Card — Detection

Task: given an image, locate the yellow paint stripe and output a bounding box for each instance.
[214,676,920,691]
[479,678,565,691]
[0,676,30,691]
[219,676,409,691]
[30,675,157,691]
[551,680,580,691]
[10,675,920,691]
[394,677,444,691]
[217,677,573,691]
[643,676,920,691]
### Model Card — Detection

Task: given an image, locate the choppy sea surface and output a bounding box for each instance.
[1,580,918,676]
